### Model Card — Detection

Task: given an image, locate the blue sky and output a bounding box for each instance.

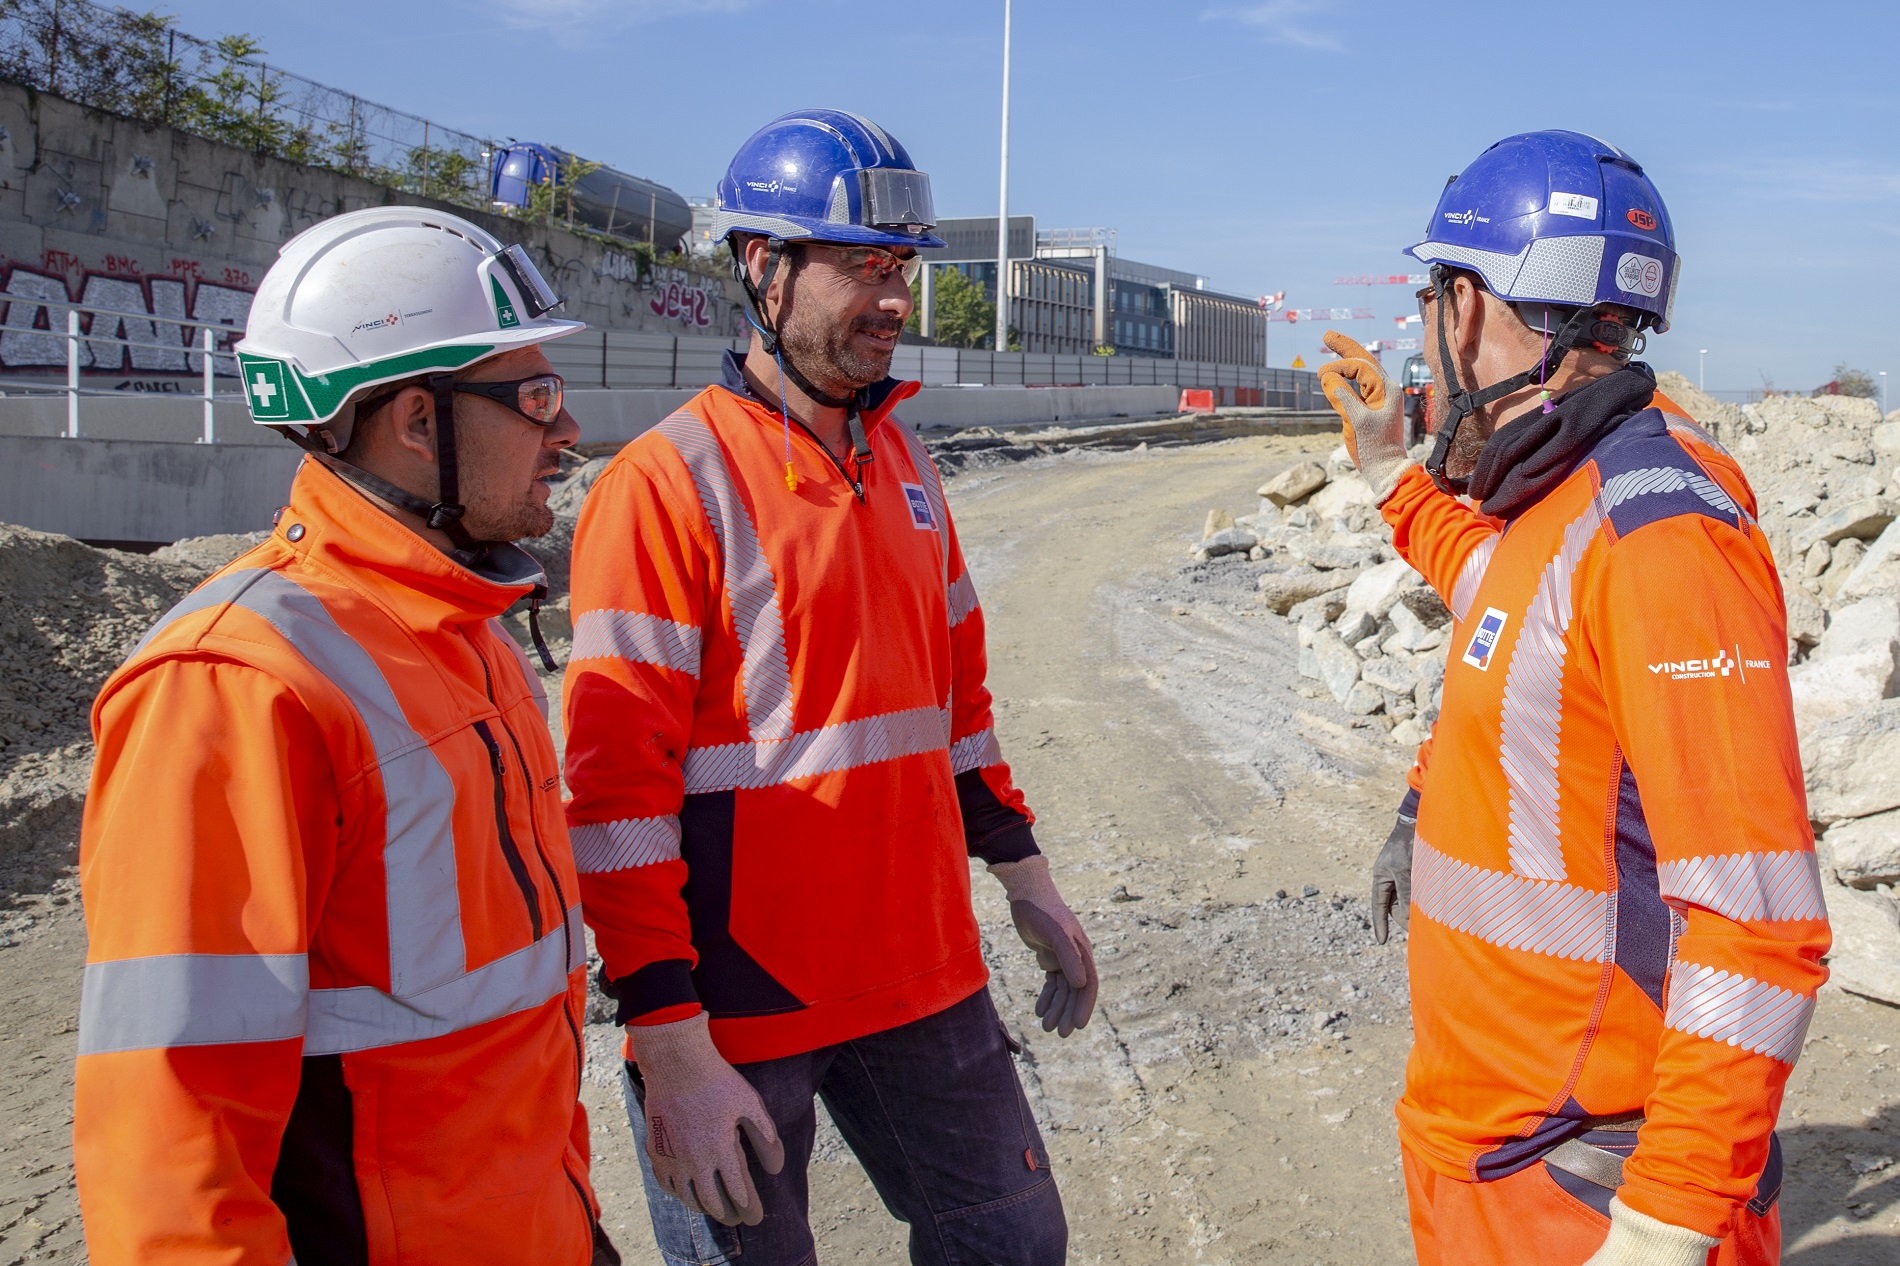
[161,0,1900,397]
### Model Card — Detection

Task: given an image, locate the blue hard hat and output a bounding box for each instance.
[1407,130,1677,333]
[714,109,945,250]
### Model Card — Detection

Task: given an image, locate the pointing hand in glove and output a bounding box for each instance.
[626,1012,785,1226]
[989,855,1098,1037]
[1317,330,1416,504]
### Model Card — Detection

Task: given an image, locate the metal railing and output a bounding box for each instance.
[0,0,496,207]
[540,329,1328,408]
[0,288,240,441]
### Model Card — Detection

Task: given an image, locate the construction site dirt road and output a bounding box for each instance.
[2,433,1896,1263]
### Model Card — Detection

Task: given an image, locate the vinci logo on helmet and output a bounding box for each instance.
[1462,608,1510,671]
[1616,253,1664,298]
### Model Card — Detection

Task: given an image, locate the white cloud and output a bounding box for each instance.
[485,0,751,33]
[1201,1,1342,52]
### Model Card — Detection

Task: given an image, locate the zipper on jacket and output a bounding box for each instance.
[467,630,586,1092]
[788,414,870,503]
[471,718,544,942]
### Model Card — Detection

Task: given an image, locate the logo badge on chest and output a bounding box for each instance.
[901,483,938,530]
[1462,607,1510,671]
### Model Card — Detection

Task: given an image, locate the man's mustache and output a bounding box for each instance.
[853,316,904,337]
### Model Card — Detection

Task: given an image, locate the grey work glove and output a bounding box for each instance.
[1372,809,1415,945]
[989,855,1098,1037]
[1317,330,1415,503]
[626,1012,785,1226]
[1581,1197,1721,1266]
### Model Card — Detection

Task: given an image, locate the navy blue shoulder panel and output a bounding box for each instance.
[1587,408,1746,539]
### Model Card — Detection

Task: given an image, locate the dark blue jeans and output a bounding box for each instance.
[622,987,1067,1266]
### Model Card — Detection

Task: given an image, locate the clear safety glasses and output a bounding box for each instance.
[810,243,924,287]
[493,243,564,318]
[455,373,565,425]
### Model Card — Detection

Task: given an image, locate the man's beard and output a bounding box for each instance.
[1422,344,1493,482]
[461,466,558,542]
[778,305,903,398]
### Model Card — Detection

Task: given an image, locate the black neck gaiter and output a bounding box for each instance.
[1468,362,1658,521]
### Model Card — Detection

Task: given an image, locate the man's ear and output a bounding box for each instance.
[386,386,438,466]
[1448,274,1486,364]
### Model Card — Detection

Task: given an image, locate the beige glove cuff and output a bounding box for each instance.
[1591,1198,1721,1266]
[988,854,1062,906]
[1367,457,1418,507]
[625,1010,720,1084]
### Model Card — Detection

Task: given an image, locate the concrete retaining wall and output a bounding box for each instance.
[0,384,1188,541]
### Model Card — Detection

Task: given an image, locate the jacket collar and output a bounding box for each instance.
[277,455,545,628]
[1468,362,1657,523]
[716,348,919,431]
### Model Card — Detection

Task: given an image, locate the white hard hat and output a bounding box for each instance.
[234,207,585,432]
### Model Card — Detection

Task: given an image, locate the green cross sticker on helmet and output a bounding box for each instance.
[242,356,293,420]
[490,276,520,329]
[234,207,586,433]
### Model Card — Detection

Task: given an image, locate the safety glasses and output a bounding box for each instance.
[809,243,924,287]
[455,372,565,425]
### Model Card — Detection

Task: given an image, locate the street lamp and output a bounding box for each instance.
[1699,348,1708,394]
[993,0,1012,355]
[1882,370,1889,416]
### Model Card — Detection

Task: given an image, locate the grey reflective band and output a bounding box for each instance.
[78,952,309,1056]
[305,907,583,1055]
[496,244,563,318]
[861,168,936,231]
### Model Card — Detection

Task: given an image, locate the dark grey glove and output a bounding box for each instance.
[1371,811,1415,945]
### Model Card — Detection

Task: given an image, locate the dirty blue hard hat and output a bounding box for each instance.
[1406,129,1677,334]
[713,109,946,251]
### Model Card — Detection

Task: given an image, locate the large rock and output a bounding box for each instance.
[1824,810,1900,888]
[1792,497,1895,556]
[1784,585,1827,654]
[1389,597,1451,652]
[1837,516,1900,602]
[1789,595,1900,722]
[1803,698,1900,824]
[1343,558,1422,621]
[1198,527,1258,559]
[1303,542,1380,572]
[1311,628,1362,703]
[1361,655,1420,696]
[1258,462,1328,507]
[1310,474,1375,521]
[1823,877,1900,1007]
[1257,568,1358,615]
[1341,681,1385,716]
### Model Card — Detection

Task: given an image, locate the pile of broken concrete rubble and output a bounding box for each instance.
[1191,371,1900,1005]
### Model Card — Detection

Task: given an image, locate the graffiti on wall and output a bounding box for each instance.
[0,250,255,388]
[646,266,717,329]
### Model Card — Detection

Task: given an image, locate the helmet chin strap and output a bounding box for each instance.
[1422,265,1604,496]
[278,373,483,561]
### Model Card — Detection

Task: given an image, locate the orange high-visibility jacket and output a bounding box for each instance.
[1386,396,1830,1239]
[75,458,600,1265]
[564,354,1037,1065]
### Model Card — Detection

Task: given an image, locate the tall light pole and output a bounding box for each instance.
[1698,348,1708,394]
[1882,370,1889,415]
[993,0,1012,355]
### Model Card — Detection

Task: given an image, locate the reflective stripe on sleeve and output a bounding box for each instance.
[948,572,980,628]
[571,609,703,677]
[1658,850,1827,923]
[1448,535,1498,623]
[1412,835,1613,962]
[949,727,1003,775]
[683,704,951,794]
[305,906,584,1055]
[1663,960,1814,1064]
[77,952,309,1055]
[656,411,795,741]
[571,815,683,873]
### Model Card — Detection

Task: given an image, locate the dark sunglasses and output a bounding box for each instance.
[807,243,923,286]
[454,372,565,425]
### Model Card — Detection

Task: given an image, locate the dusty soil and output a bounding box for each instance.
[3,434,1897,1263]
